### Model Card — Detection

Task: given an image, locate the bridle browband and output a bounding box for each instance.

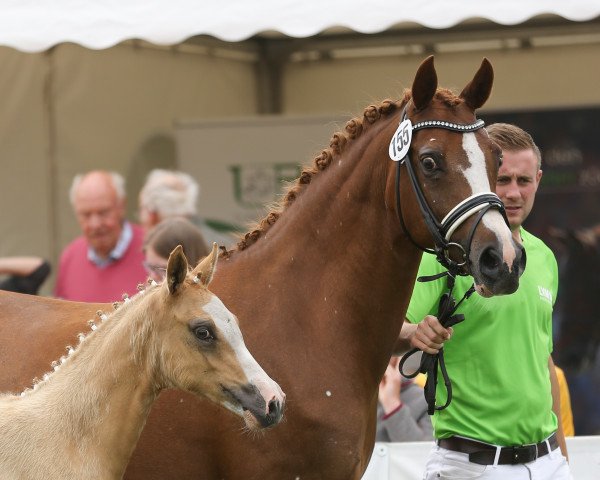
[391,104,510,414]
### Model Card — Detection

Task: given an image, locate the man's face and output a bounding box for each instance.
[495,148,542,231]
[74,176,125,258]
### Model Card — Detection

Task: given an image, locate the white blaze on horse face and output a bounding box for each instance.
[461,133,517,269]
[202,295,283,398]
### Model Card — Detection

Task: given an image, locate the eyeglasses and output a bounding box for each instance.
[143,261,167,278]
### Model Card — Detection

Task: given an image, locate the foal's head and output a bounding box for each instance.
[390,56,525,296]
[149,244,285,430]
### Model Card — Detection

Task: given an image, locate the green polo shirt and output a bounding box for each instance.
[406,228,558,446]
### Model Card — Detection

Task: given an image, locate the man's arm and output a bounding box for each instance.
[0,257,45,276]
[549,355,569,461]
[392,317,454,355]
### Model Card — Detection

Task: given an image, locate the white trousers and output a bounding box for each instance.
[423,444,572,480]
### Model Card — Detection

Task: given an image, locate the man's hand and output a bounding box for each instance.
[410,315,452,354]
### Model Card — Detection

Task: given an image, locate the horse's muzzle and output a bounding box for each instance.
[475,241,526,297]
[224,383,285,429]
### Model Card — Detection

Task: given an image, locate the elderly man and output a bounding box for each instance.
[54,170,146,302]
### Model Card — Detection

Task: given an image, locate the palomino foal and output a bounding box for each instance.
[0,244,285,480]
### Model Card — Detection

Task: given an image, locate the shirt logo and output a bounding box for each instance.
[538,286,553,304]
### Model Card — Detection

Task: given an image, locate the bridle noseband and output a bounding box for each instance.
[390,105,510,414]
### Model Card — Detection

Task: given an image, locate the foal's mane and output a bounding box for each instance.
[18,280,162,397]
[225,88,464,255]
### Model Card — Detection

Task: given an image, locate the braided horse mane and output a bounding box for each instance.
[225,87,463,255]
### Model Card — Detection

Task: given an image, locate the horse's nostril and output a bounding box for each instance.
[480,247,501,273]
[268,398,279,416]
[518,243,527,275]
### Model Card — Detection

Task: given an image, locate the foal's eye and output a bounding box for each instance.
[421,156,437,172]
[194,326,214,342]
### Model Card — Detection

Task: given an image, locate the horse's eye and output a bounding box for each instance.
[194,326,214,342]
[421,156,437,172]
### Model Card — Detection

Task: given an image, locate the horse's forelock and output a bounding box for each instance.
[433,88,464,109]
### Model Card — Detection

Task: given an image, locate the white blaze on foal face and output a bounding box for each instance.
[200,294,284,422]
[202,295,266,383]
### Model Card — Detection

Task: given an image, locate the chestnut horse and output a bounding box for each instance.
[0,56,524,479]
[0,245,284,479]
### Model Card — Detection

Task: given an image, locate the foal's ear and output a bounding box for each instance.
[411,55,438,111]
[192,243,219,287]
[460,58,494,110]
[166,245,188,295]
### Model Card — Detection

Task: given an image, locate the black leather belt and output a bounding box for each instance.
[438,432,559,465]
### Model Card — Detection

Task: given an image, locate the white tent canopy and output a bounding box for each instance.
[2,0,600,52]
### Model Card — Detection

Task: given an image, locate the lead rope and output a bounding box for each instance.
[398,204,491,415]
[397,183,493,415]
[399,272,475,415]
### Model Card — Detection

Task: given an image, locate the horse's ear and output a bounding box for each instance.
[192,243,219,287]
[411,55,438,111]
[166,245,188,295]
[460,58,494,110]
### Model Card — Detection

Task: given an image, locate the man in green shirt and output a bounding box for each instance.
[398,123,572,479]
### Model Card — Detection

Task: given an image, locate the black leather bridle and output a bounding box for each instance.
[391,105,510,414]
[391,105,509,273]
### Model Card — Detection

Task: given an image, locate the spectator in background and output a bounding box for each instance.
[0,256,51,295]
[143,217,210,283]
[376,355,433,442]
[54,170,146,302]
[555,366,575,437]
[138,169,235,248]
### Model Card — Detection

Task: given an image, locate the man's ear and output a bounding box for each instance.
[191,243,219,287]
[166,245,188,295]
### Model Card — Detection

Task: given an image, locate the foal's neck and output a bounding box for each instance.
[20,301,158,478]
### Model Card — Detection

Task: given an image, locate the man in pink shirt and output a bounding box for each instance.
[54,170,147,303]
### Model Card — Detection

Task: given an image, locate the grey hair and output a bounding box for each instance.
[139,169,199,218]
[69,171,126,206]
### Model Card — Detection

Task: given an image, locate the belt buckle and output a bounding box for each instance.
[510,445,536,464]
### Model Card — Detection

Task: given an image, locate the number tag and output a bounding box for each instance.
[389,119,412,162]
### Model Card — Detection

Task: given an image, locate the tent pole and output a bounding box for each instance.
[43,46,59,272]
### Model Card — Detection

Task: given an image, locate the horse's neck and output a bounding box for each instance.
[3,306,158,478]
[220,119,422,387]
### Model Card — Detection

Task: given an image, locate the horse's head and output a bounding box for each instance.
[390,56,525,296]
[153,244,285,430]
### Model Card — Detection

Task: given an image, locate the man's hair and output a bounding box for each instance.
[486,123,542,169]
[69,171,125,206]
[139,169,199,218]
[143,217,209,266]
